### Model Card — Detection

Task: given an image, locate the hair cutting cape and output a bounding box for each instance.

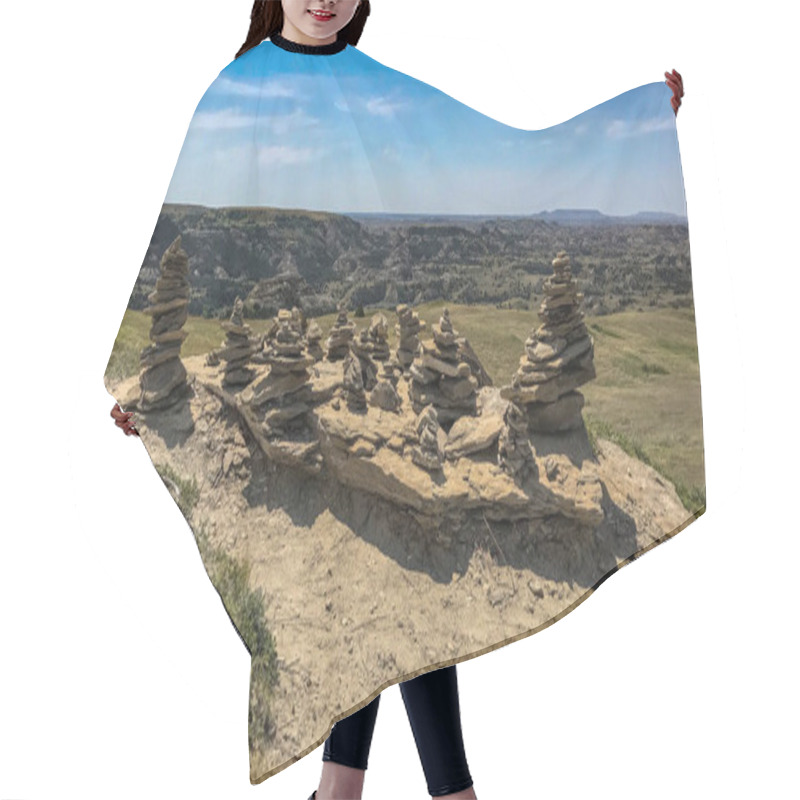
[103,33,705,785]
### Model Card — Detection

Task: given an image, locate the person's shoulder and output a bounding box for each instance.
[215,39,274,81]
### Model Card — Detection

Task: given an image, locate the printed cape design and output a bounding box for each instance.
[103,35,706,785]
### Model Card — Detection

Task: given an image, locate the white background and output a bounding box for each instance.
[1,0,796,798]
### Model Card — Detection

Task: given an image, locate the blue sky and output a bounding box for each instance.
[164,40,685,218]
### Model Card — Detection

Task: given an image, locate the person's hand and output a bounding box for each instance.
[665,69,684,116]
[111,402,140,436]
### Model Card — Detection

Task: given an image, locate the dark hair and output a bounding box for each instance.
[236,1,371,59]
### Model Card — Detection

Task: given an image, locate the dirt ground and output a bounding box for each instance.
[114,373,702,784]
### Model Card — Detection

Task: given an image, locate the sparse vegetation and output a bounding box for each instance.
[151,460,280,752]
[153,461,200,519]
[588,322,623,339]
[585,416,705,513]
[192,520,280,753]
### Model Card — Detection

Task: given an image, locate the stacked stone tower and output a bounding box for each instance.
[218,297,258,388]
[305,320,324,361]
[501,251,595,433]
[325,302,356,360]
[408,308,477,427]
[139,235,191,411]
[395,303,426,371]
[349,328,380,394]
[245,308,315,435]
[366,312,391,361]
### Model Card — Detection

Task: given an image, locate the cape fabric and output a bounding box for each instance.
[103,32,706,785]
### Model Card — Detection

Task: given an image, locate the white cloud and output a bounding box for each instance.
[265,107,320,135]
[213,75,296,99]
[192,109,256,130]
[257,144,323,166]
[605,116,673,139]
[364,95,407,118]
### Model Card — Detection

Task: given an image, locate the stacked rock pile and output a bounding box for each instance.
[408,308,478,427]
[305,320,324,361]
[500,251,595,433]
[325,303,356,360]
[342,351,367,412]
[395,303,426,371]
[218,297,258,388]
[369,356,402,412]
[410,405,444,471]
[246,308,315,435]
[366,312,391,361]
[349,329,380,393]
[139,235,191,411]
[497,401,538,481]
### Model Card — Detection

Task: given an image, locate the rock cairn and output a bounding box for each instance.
[395,304,426,371]
[251,312,280,365]
[139,235,191,411]
[290,306,305,333]
[342,351,367,412]
[369,356,402,412]
[325,302,356,360]
[409,308,478,427]
[218,297,258,388]
[366,312,391,361]
[245,308,315,435]
[411,405,444,471]
[497,401,538,482]
[500,251,595,433]
[350,329,380,393]
[305,320,324,361]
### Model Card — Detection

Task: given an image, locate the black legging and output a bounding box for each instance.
[323,664,474,797]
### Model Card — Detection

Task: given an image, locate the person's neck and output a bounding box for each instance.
[271,29,348,55]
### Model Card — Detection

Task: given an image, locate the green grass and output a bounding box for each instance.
[585,416,705,513]
[193,519,280,753]
[581,305,705,509]
[151,460,280,752]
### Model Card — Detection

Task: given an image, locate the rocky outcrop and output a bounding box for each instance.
[138,235,191,411]
[501,251,595,432]
[121,248,606,534]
